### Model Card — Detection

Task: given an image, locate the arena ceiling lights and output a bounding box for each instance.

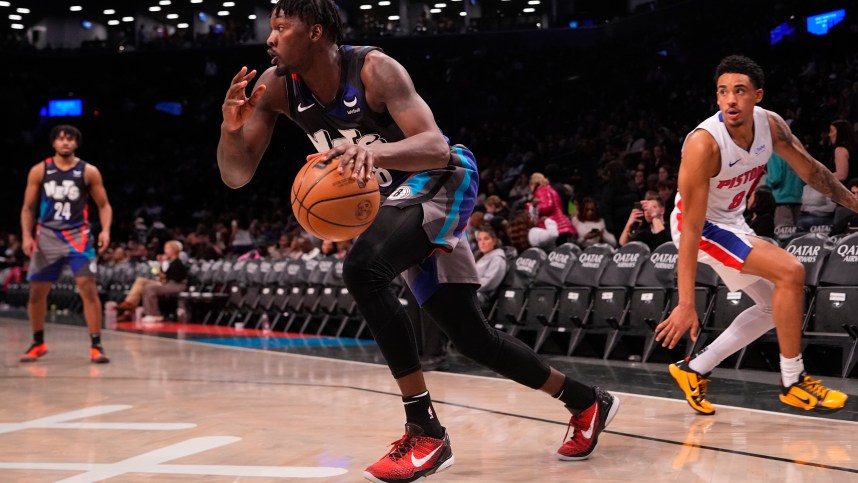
[4,0,277,32]
[2,0,547,34]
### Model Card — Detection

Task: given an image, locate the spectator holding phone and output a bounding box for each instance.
[619,194,670,250]
[571,197,617,248]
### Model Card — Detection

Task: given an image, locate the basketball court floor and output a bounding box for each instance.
[2,314,856,482]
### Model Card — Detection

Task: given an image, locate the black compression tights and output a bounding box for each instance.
[343,205,551,389]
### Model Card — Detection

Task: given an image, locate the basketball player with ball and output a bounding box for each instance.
[217,2,618,481]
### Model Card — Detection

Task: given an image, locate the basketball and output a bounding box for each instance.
[290,153,380,241]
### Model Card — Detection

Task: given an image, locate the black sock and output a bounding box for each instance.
[34,330,44,345]
[90,333,101,347]
[552,376,597,413]
[402,391,444,438]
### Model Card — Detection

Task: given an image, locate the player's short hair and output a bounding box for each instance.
[715,55,765,89]
[50,124,82,146]
[274,0,343,44]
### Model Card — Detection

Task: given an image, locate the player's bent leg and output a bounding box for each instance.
[423,285,619,460]
[741,239,847,412]
[422,284,550,390]
[342,206,437,379]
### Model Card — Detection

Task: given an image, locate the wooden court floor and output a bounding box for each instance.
[1,319,856,482]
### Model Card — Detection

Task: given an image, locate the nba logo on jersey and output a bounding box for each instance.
[389,186,411,200]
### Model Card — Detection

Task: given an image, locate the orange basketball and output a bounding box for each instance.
[291,153,380,241]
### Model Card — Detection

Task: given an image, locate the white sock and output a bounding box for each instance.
[688,304,774,374]
[779,354,805,387]
[688,279,775,374]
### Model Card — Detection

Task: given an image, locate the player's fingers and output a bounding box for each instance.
[223,99,245,107]
[363,152,375,181]
[230,66,248,84]
[335,154,352,173]
[242,69,257,82]
[352,150,368,179]
[226,80,249,99]
[247,84,267,107]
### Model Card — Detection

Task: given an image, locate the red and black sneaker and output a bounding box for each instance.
[557,387,620,461]
[20,342,48,363]
[90,345,110,364]
[363,423,454,483]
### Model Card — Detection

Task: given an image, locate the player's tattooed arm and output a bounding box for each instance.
[770,112,858,213]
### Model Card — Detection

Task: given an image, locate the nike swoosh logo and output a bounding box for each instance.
[687,375,699,394]
[297,103,315,112]
[343,96,358,108]
[793,394,814,406]
[411,445,442,468]
[729,159,741,167]
[580,410,598,440]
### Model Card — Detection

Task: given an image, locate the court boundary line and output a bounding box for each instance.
[10,320,857,426]
[105,325,858,426]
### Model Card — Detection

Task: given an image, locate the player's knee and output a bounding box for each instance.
[777,260,805,288]
[448,331,496,364]
[342,249,392,293]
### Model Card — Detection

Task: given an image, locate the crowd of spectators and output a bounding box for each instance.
[1,0,858,298]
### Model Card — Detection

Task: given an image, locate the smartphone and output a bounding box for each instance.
[633,201,643,211]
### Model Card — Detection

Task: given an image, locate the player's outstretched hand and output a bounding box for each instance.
[222,66,266,132]
[654,303,699,349]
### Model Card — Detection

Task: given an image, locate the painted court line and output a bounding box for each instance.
[0,437,348,482]
[0,405,195,435]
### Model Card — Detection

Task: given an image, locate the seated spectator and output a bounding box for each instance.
[116,240,188,322]
[797,185,836,233]
[832,179,858,235]
[187,231,220,260]
[270,233,291,259]
[287,233,320,260]
[571,197,617,248]
[467,211,486,253]
[747,187,776,238]
[527,172,576,248]
[505,209,534,255]
[506,173,532,204]
[618,195,671,249]
[656,178,676,221]
[110,246,131,267]
[230,217,254,255]
[237,236,273,260]
[484,195,510,224]
[474,225,508,309]
[319,239,338,258]
[336,238,352,259]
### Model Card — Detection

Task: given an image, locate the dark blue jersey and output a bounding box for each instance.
[38,158,89,231]
[284,45,415,196]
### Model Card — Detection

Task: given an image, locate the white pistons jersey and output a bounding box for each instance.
[676,106,772,232]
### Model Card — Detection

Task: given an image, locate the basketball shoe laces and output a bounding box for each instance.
[695,376,710,402]
[562,410,589,443]
[387,433,418,461]
[796,376,827,398]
